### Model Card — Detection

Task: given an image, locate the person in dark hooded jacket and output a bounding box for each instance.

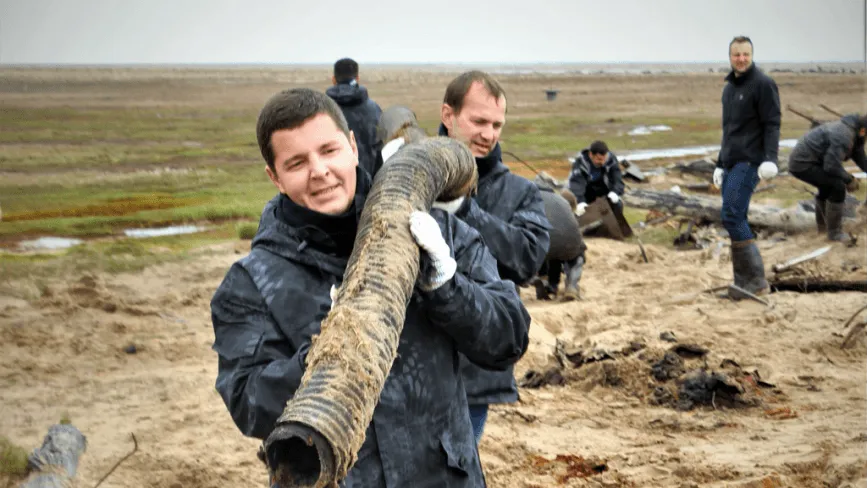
[326,58,383,178]
[789,113,867,242]
[386,72,550,444]
[436,71,550,444]
[211,88,531,488]
[567,140,625,217]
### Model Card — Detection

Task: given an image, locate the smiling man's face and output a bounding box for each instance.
[266,113,359,215]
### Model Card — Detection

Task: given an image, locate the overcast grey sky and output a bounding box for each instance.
[1,0,865,64]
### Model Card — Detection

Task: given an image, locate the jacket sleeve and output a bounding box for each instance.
[418,213,531,371]
[608,156,626,195]
[568,162,589,202]
[456,184,550,285]
[824,129,855,182]
[758,77,782,164]
[211,264,309,440]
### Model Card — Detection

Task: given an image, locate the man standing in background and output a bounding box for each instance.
[712,36,781,300]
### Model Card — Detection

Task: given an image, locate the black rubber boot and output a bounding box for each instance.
[815,197,827,233]
[728,239,769,300]
[826,201,852,243]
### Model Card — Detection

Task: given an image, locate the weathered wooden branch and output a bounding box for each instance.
[622,188,815,234]
[819,103,844,118]
[18,424,87,488]
[769,279,867,293]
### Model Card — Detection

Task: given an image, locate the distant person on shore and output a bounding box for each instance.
[326,57,383,178]
[788,113,866,243]
[711,35,781,300]
[568,140,625,217]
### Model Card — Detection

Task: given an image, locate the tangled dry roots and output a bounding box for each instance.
[263,107,478,488]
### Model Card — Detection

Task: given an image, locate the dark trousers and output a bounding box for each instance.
[790,166,848,203]
[544,255,581,290]
[721,162,760,242]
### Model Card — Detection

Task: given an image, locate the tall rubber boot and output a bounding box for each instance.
[826,201,852,244]
[728,239,769,300]
[815,197,827,233]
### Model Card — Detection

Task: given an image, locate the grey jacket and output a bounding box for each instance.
[211,194,531,487]
[789,114,867,181]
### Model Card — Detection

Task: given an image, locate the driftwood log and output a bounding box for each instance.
[18,424,87,488]
[622,188,816,234]
[263,106,478,488]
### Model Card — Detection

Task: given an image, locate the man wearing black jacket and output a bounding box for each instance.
[568,140,625,218]
[789,113,866,242]
[712,36,781,300]
[212,88,530,487]
[326,58,383,177]
[379,72,550,445]
[433,71,550,444]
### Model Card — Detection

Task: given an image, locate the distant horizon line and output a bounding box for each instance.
[1,60,864,68]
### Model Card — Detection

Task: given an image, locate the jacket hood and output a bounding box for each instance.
[326,82,369,106]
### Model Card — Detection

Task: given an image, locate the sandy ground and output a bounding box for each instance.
[1,67,866,487]
[2,224,865,487]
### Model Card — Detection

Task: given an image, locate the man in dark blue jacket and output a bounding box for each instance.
[379,72,550,444]
[211,88,530,487]
[789,113,866,243]
[437,71,550,444]
[326,58,383,178]
[567,140,625,218]
[712,36,781,300]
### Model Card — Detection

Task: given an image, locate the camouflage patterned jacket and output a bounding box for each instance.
[211,191,530,487]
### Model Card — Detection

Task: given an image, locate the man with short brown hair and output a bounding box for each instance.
[712,36,781,300]
[438,70,550,443]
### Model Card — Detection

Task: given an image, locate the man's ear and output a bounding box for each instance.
[441,104,454,132]
[331,75,337,85]
[349,131,359,165]
[265,165,282,192]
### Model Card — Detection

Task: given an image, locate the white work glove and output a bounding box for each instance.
[758,161,778,180]
[607,191,620,204]
[712,168,724,188]
[431,196,465,214]
[329,284,339,311]
[574,202,588,217]
[409,211,457,291]
[381,137,405,163]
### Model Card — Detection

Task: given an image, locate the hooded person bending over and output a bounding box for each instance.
[789,113,866,243]
[210,88,530,487]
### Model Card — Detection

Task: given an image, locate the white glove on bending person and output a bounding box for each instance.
[409,211,457,291]
[607,192,620,204]
[574,202,588,217]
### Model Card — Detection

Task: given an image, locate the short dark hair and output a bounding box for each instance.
[443,70,507,114]
[333,58,359,83]
[729,35,753,52]
[589,140,609,155]
[256,88,350,170]
[858,114,867,131]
